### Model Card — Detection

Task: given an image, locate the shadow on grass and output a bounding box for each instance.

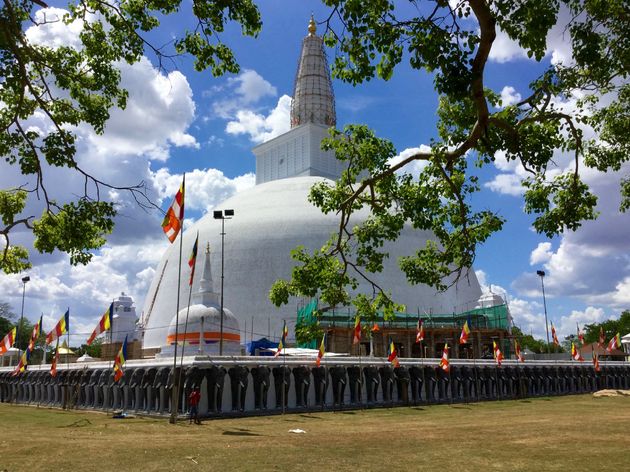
[298,414,323,420]
[58,419,92,428]
[411,407,425,411]
[449,405,472,410]
[222,429,262,437]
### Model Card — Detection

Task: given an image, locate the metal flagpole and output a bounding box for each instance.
[282,320,286,415]
[170,173,185,424]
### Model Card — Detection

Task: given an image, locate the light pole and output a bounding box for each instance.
[536,270,551,354]
[16,275,30,362]
[213,209,234,356]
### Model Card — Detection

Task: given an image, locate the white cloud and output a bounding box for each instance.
[558,306,607,338]
[488,28,530,63]
[25,8,84,48]
[152,167,256,212]
[229,69,277,104]
[529,242,553,266]
[500,86,522,106]
[225,94,291,144]
[388,146,432,178]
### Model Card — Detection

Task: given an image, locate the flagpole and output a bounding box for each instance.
[179,280,195,379]
[170,173,185,425]
[282,319,286,415]
[41,313,45,367]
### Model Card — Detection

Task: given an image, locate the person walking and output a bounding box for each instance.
[188,387,201,424]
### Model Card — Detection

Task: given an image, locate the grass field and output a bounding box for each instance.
[1,395,629,471]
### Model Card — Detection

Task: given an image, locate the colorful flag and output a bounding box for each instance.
[606,333,621,353]
[459,318,471,344]
[87,303,113,346]
[316,332,326,367]
[439,343,450,372]
[275,321,289,358]
[50,340,59,377]
[593,353,600,372]
[161,177,185,243]
[46,309,69,345]
[577,323,585,346]
[571,342,584,362]
[188,232,199,286]
[515,339,525,362]
[493,340,503,366]
[0,327,17,355]
[598,326,605,346]
[113,336,128,382]
[371,322,380,332]
[415,319,424,343]
[352,315,361,345]
[27,315,43,352]
[387,337,400,368]
[12,349,30,376]
[551,323,559,346]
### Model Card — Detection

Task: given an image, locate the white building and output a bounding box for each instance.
[141,17,483,350]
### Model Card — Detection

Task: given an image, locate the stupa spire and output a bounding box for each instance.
[193,242,220,306]
[290,15,336,128]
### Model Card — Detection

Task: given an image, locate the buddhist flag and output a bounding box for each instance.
[387,337,400,368]
[459,318,471,344]
[275,321,288,358]
[598,327,605,346]
[87,303,113,346]
[593,353,600,372]
[0,327,17,355]
[606,333,621,353]
[50,340,59,377]
[161,176,185,243]
[439,343,450,372]
[515,339,524,362]
[46,309,69,345]
[416,319,424,343]
[27,315,43,352]
[577,323,585,346]
[113,336,128,382]
[493,340,503,366]
[13,349,30,376]
[551,323,559,346]
[188,232,199,286]
[352,315,361,345]
[316,332,326,367]
[571,342,584,362]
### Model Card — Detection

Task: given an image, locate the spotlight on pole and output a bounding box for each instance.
[16,275,30,364]
[213,209,234,356]
[536,270,551,354]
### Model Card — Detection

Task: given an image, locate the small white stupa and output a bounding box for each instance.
[159,243,241,357]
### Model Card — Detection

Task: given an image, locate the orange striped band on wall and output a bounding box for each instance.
[166,331,241,345]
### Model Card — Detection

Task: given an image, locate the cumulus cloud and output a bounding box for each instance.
[529,242,553,266]
[225,94,291,144]
[388,146,432,178]
[500,86,522,106]
[558,306,607,337]
[212,69,278,120]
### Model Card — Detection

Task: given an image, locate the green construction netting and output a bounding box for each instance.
[296,299,510,347]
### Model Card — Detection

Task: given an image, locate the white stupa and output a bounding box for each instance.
[159,244,240,357]
[141,18,483,349]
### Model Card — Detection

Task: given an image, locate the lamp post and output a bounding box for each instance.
[536,270,551,354]
[213,209,234,356]
[16,275,30,362]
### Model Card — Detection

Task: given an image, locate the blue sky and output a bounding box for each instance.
[1,2,629,344]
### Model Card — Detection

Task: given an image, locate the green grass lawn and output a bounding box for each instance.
[1,395,629,471]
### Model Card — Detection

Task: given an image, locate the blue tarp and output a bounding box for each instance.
[246,337,278,356]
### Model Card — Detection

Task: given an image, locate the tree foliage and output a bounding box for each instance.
[1,0,262,273]
[270,0,630,320]
[583,310,630,345]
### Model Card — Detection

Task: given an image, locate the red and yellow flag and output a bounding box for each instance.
[275,321,289,358]
[27,316,42,352]
[459,319,470,344]
[493,340,503,366]
[439,343,450,372]
[87,303,113,346]
[113,336,128,382]
[50,340,59,377]
[387,337,400,368]
[571,342,584,362]
[416,319,424,343]
[46,310,69,345]
[352,315,361,345]
[161,177,185,243]
[551,323,559,346]
[515,339,524,362]
[577,324,585,345]
[316,333,326,367]
[188,232,199,286]
[606,333,621,353]
[0,327,17,355]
